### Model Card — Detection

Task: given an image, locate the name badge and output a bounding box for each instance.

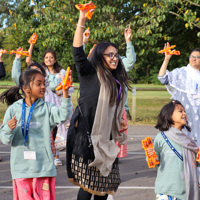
[24,151,36,160]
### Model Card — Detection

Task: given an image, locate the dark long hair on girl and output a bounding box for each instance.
[0,69,44,106]
[28,62,46,77]
[155,100,191,132]
[89,42,132,106]
[42,49,62,73]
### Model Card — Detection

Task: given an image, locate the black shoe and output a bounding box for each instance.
[126,110,132,120]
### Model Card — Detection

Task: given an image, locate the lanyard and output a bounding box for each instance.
[161,131,183,161]
[22,100,36,147]
[114,78,121,101]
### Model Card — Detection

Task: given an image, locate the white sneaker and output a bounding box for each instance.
[54,158,62,166]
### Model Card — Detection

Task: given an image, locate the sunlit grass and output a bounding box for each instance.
[0,82,171,125]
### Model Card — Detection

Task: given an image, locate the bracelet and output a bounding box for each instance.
[76,24,85,29]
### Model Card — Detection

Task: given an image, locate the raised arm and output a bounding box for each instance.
[73,14,87,47]
[83,28,90,45]
[73,2,96,75]
[73,2,94,47]
[26,33,37,66]
[26,43,34,66]
[120,25,136,72]
[49,82,73,128]
[82,28,90,51]
[11,47,23,85]
[158,42,172,76]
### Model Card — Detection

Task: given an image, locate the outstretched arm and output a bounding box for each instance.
[158,42,172,76]
[26,43,34,66]
[121,24,136,72]
[83,27,90,45]
[11,47,23,85]
[73,11,88,47]
[73,2,94,47]
[73,2,96,75]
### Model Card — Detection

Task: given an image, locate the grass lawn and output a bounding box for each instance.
[131,91,171,125]
[0,82,171,125]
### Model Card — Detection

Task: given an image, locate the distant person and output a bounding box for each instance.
[0,69,72,199]
[154,100,199,200]
[158,43,200,146]
[0,48,6,78]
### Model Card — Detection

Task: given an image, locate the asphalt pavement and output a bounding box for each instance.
[0,125,158,200]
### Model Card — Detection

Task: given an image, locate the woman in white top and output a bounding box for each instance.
[158,42,200,146]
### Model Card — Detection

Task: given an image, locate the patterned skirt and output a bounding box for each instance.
[68,154,121,196]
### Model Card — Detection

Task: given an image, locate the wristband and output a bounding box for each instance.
[76,24,85,29]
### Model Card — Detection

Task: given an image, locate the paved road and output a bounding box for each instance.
[0,125,158,200]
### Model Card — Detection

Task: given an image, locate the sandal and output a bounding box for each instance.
[54,158,62,166]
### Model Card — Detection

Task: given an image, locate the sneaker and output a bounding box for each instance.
[54,158,62,166]
[126,110,132,120]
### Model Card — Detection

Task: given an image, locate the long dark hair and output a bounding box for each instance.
[0,69,44,106]
[42,49,62,73]
[89,42,132,106]
[28,62,46,77]
[155,100,191,131]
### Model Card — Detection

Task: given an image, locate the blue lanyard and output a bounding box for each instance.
[161,131,183,161]
[22,100,36,147]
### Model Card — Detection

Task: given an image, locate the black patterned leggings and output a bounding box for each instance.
[77,188,108,200]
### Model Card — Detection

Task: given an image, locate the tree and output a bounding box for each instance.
[128,0,200,83]
[1,0,200,83]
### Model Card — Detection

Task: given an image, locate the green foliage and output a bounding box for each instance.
[0,0,200,83]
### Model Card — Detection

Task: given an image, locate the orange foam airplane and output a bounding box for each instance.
[75,2,96,20]
[10,50,30,57]
[141,137,160,168]
[158,45,181,55]
[0,50,7,54]
[28,33,38,44]
[56,67,72,91]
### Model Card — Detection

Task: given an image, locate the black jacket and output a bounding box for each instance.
[0,62,6,78]
[67,46,100,177]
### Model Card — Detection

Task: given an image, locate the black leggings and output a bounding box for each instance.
[77,188,108,200]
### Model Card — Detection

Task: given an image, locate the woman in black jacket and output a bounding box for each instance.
[67,2,131,200]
